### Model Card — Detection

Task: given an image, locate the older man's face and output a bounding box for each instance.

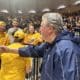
[39,20,52,41]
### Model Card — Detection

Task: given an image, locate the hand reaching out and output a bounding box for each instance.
[0,46,8,53]
[0,46,18,54]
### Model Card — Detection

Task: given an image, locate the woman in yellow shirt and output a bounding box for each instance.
[0,21,10,79]
[24,24,43,45]
[0,30,32,80]
[0,21,10,46]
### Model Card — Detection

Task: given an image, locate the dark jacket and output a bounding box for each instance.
[74,28,80,46]
[19,30,80,80]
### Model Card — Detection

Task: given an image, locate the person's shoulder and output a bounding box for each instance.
[56,39,80,52]
[55,40,80,57]
[8,27,15,31]
[56,40,75,51]
[18,28,23,31]
[7,28,16,33]
[57,40,73,46]
[8,42,24,48]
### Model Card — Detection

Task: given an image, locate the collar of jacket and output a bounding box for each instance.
[46,30,73,46]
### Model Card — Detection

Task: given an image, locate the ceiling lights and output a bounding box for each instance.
[57,5,66,9]
[28,10,36,13]
[42,8,50,12]
[0,9,9,13]
[74,0,80,5]
[18,10,22,14]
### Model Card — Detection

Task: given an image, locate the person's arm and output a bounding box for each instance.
[25,57,33,74]
[62,48,76,80]
[19,44,46,57]
[0,46,19,54]
[0,43,46,57]
[57,42,77,80]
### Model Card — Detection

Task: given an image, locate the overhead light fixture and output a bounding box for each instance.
[0,9,9,13]
[28,10,36,13]
[74,0,80,5]
[57,5,66,9]
[18,10,22,14]
[42,8,50,12]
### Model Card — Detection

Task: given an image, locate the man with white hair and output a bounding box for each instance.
[0,12,80,80]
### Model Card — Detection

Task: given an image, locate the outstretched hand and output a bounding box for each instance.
[0,46,8,53]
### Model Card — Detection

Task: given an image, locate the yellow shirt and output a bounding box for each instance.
[0,32,10,79]
[0,43,32,80]
[0,32,10,46]
[24,32,43,45]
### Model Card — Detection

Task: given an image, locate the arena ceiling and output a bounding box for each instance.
[0,0,80,14]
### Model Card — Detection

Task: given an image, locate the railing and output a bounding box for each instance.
[25,58,42,80]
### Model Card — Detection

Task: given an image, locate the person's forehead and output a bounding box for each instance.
[29,25,34,29]
[12,21,18,24]
[41,19,48,25]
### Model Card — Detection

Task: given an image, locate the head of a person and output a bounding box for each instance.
[76,20,80,28]
[0,21,6,32]
[39,12,64,43]
[12,20,19,27]
[13,30,25,42]
[28,23,35,34]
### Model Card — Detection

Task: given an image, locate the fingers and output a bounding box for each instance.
[0,46,7,53]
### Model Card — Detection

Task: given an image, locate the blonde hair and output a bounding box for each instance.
[0,21,6,27]
[14,30,25,39]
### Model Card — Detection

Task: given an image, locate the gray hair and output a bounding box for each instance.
[42,12,64,32]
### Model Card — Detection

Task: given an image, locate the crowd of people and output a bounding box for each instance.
[0,12,80,80]
[0,18,43,80]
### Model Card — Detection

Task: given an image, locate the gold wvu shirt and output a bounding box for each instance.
[24,32,43,45]
[0,43,32,80]
[0,32,10,79]
[0,32,10,46]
